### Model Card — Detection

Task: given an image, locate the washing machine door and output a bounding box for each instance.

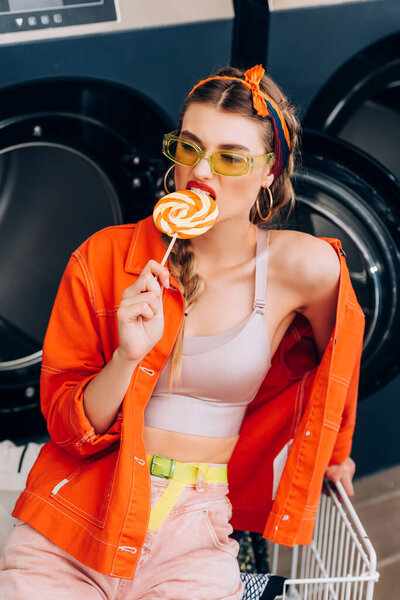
[305,32,400,182]
[284,129,400,398]
[0,79,169,440]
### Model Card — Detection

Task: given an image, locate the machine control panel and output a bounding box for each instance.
[0,0,117,33]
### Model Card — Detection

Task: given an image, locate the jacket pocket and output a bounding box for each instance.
[50,445,119,528]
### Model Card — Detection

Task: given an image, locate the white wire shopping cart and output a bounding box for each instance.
[267,478,380,600]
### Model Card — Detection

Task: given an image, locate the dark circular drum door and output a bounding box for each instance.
[284,130,400,399]
[0,142,121,379]
[0,79,169,440]
[305,32,400,182]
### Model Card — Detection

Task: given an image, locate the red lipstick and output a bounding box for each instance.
[186,180,217,200]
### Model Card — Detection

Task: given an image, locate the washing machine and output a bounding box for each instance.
[0,0,235,441]
[233,0,400,476]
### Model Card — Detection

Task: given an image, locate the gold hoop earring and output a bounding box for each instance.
[163,164,175,194]
[256,186,274,221]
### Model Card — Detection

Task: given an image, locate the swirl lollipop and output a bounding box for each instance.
[153,189,218,266]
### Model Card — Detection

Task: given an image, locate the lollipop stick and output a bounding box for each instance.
[161,233,178,267]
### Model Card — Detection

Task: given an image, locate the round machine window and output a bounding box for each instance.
[0,142,121,371]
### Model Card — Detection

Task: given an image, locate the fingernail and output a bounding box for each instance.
[165,277,169,289]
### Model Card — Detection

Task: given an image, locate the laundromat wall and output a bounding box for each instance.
[1,0,399,478]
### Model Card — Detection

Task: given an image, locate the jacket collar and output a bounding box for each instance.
[124,216,167,274]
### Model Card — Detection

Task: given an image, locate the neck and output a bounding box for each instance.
[190,218,258,269]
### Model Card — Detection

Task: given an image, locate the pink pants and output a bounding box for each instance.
[0,474,244,599]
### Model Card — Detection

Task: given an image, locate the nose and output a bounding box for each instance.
[192,155,213,179]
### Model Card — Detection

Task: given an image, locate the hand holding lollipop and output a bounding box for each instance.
[153,189,219,266]
[115,189,218,364]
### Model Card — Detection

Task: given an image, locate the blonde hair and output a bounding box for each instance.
[162,66,302,388]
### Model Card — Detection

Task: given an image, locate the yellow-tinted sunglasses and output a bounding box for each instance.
[162,130,274,177]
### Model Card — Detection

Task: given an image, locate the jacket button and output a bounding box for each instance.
[118,546,137,554]
[139,366,155,376]
[305,431,311,437]
[282,515,289,521]
[334,337,339,344]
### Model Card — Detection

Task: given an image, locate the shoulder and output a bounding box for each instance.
[74,223,137,256]
[69,223,137,269]
[269,229,341,302]
[60,224,139,294]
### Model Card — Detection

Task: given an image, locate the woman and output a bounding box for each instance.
[0,65,364,599]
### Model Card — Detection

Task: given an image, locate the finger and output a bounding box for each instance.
[341,474,355,498]
[324,470,341,501]
[118,300,156,323]
[142,260,170,288]
[323,479,343,503]
[139,302,159,322]
[347,456,356,476]
[122,271,163,300]
[325,468,340,485]
[120,292,161,314]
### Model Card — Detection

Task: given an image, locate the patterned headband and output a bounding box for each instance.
[188,65,291,179]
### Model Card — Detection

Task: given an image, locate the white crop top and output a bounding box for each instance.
[144,228,272,438]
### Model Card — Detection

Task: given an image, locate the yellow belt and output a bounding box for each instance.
[146,454,227,530]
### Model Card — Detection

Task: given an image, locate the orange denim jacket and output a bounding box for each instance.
[13,216,365,579]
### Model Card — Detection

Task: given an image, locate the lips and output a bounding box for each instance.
[186,180,217,200]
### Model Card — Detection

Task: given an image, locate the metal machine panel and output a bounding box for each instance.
[0,0,233,43]
[0,0,118,33]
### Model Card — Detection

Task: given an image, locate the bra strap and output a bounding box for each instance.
[253,229,270,315]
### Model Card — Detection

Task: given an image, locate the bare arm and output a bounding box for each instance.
[295,236,341,361]
[82,349,140,435]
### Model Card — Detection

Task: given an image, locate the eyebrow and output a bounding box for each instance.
[180,130,251,152]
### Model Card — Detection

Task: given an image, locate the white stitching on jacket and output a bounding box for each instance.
[73,251,96,312]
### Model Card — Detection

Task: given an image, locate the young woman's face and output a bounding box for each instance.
[174,103,274,224]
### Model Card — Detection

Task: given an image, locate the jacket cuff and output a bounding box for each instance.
[328,425,354,466]
[49,374,122,458]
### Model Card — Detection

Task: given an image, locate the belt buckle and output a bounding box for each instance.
[149,454,176,479]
